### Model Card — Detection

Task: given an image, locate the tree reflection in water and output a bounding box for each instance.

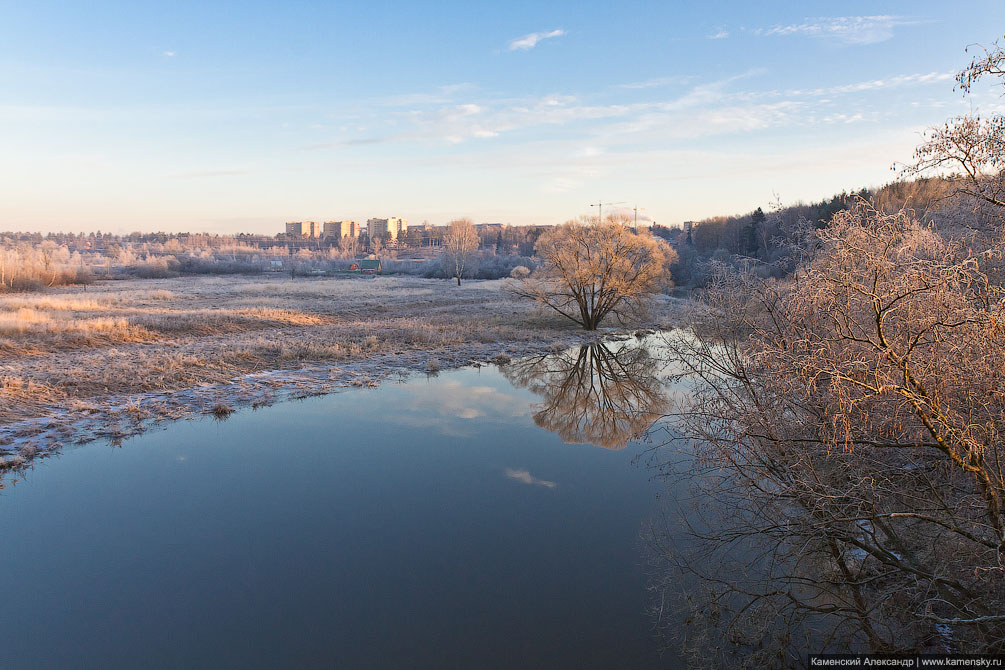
[501,341,669,450]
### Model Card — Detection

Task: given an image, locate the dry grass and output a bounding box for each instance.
[0,274,683,433]
[0,275,576,425]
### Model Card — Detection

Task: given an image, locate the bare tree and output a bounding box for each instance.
[513,217,676,330]
[650,202,1005,663]
[443,218,478,285]
[341,233,359,259]
[904,115,1005,211]
[901,36,1005,217]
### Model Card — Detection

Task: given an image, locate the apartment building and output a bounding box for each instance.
[285,221,319,238]
[367,217,407,241]
[323,220,359,240]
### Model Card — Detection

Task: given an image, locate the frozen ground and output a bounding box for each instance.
[0,274,687,484]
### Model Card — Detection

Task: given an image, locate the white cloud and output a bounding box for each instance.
[162,50,176,57]
[708,29,729,40]
[751,16,923,45]
[509,29,566,51]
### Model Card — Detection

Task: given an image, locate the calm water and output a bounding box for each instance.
[0,343,678,669]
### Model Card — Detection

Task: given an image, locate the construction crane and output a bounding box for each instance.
[632,205,646,232]
[590,200,625,223]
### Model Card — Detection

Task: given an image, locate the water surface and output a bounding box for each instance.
[0,343,676,669]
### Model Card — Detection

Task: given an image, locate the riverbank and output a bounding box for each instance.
[0,274,686,480]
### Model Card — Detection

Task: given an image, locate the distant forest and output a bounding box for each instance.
[651,176,963,287]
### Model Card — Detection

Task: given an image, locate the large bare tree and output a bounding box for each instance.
[902,36,1005,217]
[443,218,479,285]
[513,218,676,330]
[650,202,1005,664]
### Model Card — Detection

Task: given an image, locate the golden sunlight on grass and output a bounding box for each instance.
[1,275,660,430]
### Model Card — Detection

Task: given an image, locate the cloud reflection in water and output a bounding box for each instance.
[505,468,557,488]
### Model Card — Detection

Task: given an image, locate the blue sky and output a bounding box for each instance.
[3,1,1004,234]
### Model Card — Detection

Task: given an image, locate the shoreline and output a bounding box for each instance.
[0,335,578,462]
[0,274,686,484]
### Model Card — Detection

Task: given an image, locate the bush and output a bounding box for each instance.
[132,256,180,278]
[378,253,537,280]
[509,265,531,279]
[175,256,263,275]
[416,253,536,280]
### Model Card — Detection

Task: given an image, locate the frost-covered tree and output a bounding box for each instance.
[903,35,1005,218]
[513,217,676,330]
[653,202,1005,663]
[443,218,479,286]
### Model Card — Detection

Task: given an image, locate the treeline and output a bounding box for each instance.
[129,250,536,282]
[0,234,538,291]
[0,176,965,292]
[655,176,957,287]
[2,224,552,257]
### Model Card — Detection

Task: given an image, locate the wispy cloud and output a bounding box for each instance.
[379,83,475,107]
[617,75,693,90]
[397,94,633,144]
[751,16,924,45]
[509,29,566,51]
[505,468,557,488]
[708,29,729,40]
[786,71,953,97]
[298,68,956,166]
[162,50,176,57]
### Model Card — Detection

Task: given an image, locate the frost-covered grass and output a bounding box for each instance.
[0,274,596,425]
[0,273,687,486]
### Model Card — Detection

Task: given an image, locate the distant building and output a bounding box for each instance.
[475,222,505,231]
[285,221,319,238]
[359,258,382,274]
[367,217,407,241]
[323,220,359,240]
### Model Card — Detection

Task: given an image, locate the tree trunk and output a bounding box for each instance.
[456,275,461,286]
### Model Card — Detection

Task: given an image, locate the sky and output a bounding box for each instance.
[3,1,1005,234]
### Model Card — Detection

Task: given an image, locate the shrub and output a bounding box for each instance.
[132,256,179,278]
[510,265,531,279]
